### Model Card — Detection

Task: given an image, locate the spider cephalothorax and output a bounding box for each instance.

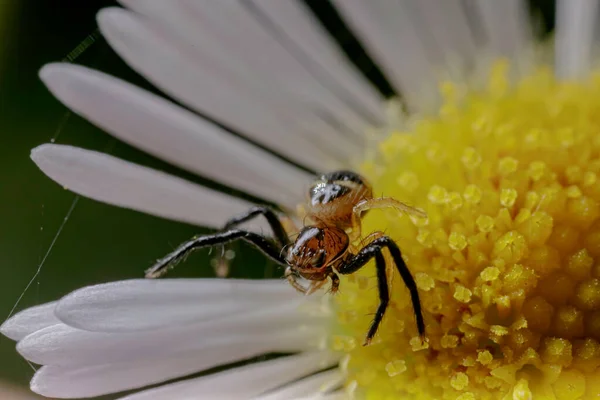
[285,225,348,285]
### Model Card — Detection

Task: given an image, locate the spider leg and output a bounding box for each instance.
[366,252,389,345]
[305,279,329,295]
[337,236,425,345]
[349,197,426,241]
[214,206,293,278]
[146,230,286,278]
[284,267,331,295]
[330,273,340,294]
[222,206,292,247]
[285,266,308,294]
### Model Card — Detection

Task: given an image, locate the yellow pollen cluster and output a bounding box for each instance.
[332,62,600,399]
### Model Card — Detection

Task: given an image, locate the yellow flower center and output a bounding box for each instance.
[331,61,600,399]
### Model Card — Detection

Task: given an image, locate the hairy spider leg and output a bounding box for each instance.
[222,206,292,247]
[146,230,286,278]
[337,236,425,345]
[367,252,388,345]
[349,197,427,241]
[357,231,396,295]
[215,206,294,277]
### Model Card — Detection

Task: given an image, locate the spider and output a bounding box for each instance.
[145,170,426,345]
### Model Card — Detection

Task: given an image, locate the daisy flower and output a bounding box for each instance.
[3,1,600,399]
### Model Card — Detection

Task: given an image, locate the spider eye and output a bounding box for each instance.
[309,250,326,267]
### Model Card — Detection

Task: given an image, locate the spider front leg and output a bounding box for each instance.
[285,266,308,294]
[337,236,425,345]
[349,198,427,242]
[285,268,339,295]
[151,206,293,279]
[146,230,286,278]
[221,206,292,247]
[285,267,335,295]
[214,206,294,276]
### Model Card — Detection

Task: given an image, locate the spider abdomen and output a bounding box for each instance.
[307,171,372,228]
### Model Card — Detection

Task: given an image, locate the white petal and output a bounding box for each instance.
[256,369,342,400]
[293,392,345,400]
[116,352,339,400]
[30,332,329,398]
[475,0,532,59]
[101,5,362,164]
[31,144,264,229]
[183,1,367,130]
[330,0,438,112]
[118,1,370,136]
[40,63,311,209]
[18,301,326,366]
[54,279,302,332]
[555,0,599,78]
[0,302,59,341]
[250,0,385,125]
[97,6,348,171]
[105,3,363,165]
[411,0,477,76]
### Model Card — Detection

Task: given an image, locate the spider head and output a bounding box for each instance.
[286,226,349,281]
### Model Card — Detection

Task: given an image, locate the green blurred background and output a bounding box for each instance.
[0,0,556,396]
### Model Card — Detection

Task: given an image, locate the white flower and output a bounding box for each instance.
[2,1,596,399]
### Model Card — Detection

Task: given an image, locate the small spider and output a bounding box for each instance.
[145,170,426,345]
